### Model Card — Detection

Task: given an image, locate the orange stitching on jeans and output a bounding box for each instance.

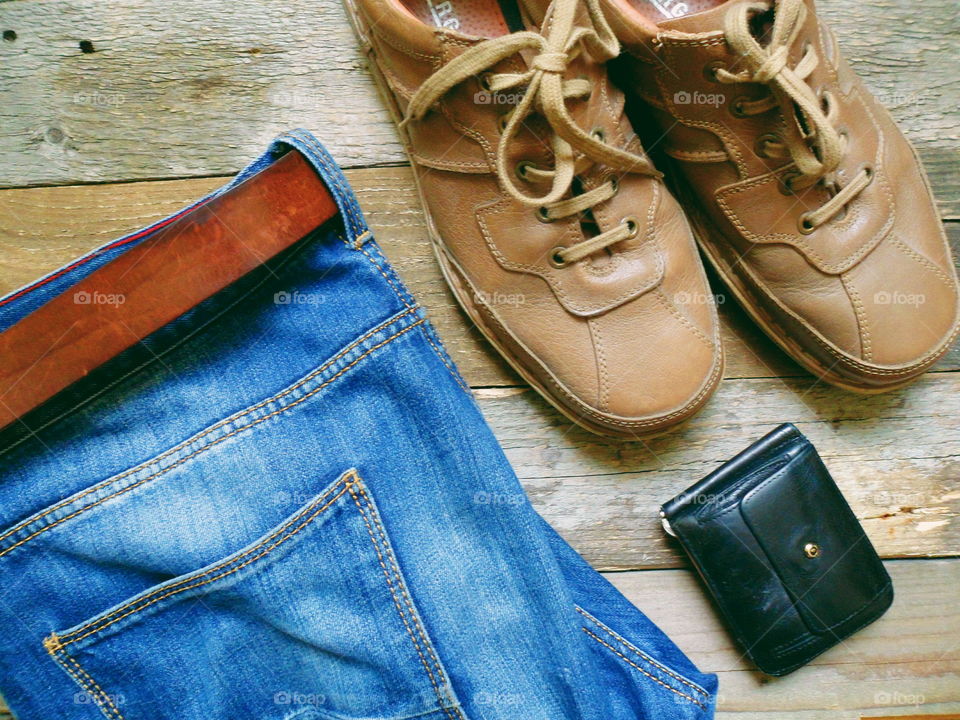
[358,243,414,311]
[353,483,464,719]
[58,475,353,645]
[57,478,353,649]
[354,485,449,685]
[581,628,707,709]
[48,645,126,720]
[0,308,417,551]
[418,326,470,394]
[0,319,423,562]
[346,482,461,720]
[575,607,709,697]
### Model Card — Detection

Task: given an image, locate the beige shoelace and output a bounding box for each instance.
[402,0,659,265]
[715,0,872,232]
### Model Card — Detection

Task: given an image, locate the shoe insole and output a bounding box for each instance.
[399,0,524,38]
[624,0,727,23]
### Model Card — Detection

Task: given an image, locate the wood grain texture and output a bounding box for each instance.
[0,0,957,215]
[487,373,960,569]
[1,169,958,388]
[610,558,960,718]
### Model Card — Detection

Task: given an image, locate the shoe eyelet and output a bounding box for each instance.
[537,206,555,223]
[590,127,606,143]
[479,73,494,91]
[862,164,874,182]
[623,216,640,238]
[779,170,800,195]
[818,88,833,114]
[497,115,509,134]
[702,60,725,83]
[798,213,816,234]
[754,132,779,158]
[516,160,534,181]
[606,174,620,195]
[729,97,748,118]
[549,246,568,268]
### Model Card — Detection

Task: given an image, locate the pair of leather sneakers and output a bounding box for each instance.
[345,0,960,438]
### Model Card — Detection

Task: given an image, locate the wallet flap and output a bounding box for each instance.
[740,445,889,634]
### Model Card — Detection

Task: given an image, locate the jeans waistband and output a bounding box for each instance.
[0,130,450,466]
[0,129,374,331]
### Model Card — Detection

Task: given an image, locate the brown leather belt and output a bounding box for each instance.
[0,150,339,430]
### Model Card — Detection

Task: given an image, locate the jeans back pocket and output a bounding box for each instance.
[44,470,465,720]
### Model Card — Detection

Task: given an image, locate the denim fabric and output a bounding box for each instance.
[0,131,717,720]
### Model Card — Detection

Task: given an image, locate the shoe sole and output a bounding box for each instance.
[341,0,724,437]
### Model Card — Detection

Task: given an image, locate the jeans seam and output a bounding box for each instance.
[346,481,465,720]
[284,131,471,397]
[581,628,707,710]
[575,606,710,698]
[0,228,324,461]
[0,314,423,561]
[47,648,125,720]
[44,472,466,719]
[51,475,354,648]
[281,135,366,245]
[418,325,471,394]
[0,305,416,553]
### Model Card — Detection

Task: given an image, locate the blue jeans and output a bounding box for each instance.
[0,131,717,720]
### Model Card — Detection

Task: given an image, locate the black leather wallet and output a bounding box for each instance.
[661,423,893,675]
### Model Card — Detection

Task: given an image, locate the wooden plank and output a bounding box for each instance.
[609,558,960,718]
[1,170,958,388]
[488,372,960,569]
[0,0,957,216]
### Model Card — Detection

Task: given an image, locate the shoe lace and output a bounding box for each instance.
[402,0,660,265]
[715,0,873,231]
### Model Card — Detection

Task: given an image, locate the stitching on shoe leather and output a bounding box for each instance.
[841,275,873,361]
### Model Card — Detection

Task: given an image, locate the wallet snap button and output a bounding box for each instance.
[803,542,820,558]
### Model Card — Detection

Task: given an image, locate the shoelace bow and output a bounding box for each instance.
[715,0,872,231]
[403,0,660,265]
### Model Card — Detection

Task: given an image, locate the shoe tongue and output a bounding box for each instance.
[657,0,755,34]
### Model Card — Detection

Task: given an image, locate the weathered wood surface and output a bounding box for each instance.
[489,374,960,569]
[1,169,958,386]
[0,0,958,215]
[0,172,958,571]
[610,558,960,718]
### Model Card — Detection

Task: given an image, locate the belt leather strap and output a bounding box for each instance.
[0,150,339,430]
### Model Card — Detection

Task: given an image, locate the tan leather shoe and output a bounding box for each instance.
[344,0,723,437]
[604,0,960,392]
